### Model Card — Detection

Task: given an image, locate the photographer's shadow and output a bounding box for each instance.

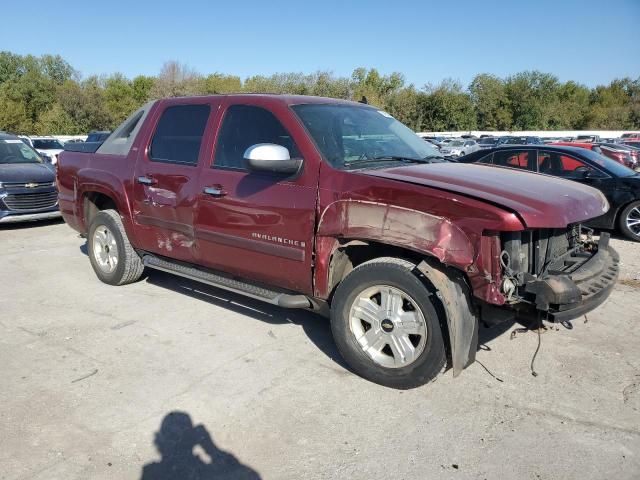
[141,411,261,480]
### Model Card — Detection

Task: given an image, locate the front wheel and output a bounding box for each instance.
[619,200,640,242]
[330,258,446,389]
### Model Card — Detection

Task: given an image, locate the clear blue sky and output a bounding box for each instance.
[3,0,639,87]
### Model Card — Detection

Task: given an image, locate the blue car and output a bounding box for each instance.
[0,132,61,224]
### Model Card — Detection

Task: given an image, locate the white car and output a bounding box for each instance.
[439,139,480,158]
[28,137,65,165]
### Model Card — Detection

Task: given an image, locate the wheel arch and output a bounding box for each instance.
[313,199,476,300]
[79,184,137,245]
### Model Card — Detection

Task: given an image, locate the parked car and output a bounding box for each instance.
[439,139,479,158]
[29,137,65,165]
[57,95,618,389]
[497,136,544,145]
[598,143,640,170]
[477,137,499,150]
[551,142,636,169]
[86,131,111,143]
[575,135,600,143]
[622,140,640,150]
[457,144,640,241]
[0,132,60,223]
[621,133,640,139]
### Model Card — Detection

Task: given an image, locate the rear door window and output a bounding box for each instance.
[149,104,211,165]
[493,150,533,171]
[478,153,493,164]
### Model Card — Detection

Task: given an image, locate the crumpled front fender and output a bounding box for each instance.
[317,200,475,266]
[416,260,479,377]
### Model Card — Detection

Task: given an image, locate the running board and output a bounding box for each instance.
[143,254,311,309]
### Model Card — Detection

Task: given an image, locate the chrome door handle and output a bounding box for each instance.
[203,186,227,197]
[137,176,156,185]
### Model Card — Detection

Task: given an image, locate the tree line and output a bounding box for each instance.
[1,51,638,135]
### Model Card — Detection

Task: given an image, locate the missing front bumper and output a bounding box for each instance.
[522,233,619,321]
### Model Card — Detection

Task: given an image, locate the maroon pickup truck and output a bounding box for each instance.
[57,95,619,389]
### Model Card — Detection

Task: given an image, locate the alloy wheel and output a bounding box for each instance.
[348,285,428,368]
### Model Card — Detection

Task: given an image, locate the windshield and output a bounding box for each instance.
[479,137,497,145]
[32,139,64,149]
[291,104,440,169]
[0,139,44,164]
[579,148,637,177]
[448,141,464,147]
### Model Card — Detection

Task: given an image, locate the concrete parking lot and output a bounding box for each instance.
[1,219,639,480]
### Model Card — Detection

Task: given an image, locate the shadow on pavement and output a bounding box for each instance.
[140,411,261,480]
[0,217,64,231]
[145,269,513,373]
[78,239,519,372]
[145,270,350,371]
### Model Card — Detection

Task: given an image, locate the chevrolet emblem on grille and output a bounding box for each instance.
[25,183,38,188]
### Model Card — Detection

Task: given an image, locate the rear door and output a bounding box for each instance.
[193,99,318,293]
[131,101,217,262]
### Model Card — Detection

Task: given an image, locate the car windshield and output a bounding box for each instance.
[504,137,526,144]
[0,139,44,164]
[291,104,440,169]
[479,138,497,144]
[578,148,637,177]
[448,141,464,147]
[32,139,64,149]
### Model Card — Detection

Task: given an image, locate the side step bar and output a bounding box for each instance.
[143,254,311,309]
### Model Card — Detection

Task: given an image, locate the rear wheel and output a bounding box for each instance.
[619,200,640,242]
[88,209,144,285]
[330,258,446,389]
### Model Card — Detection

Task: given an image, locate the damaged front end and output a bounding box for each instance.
[499,226,620,321]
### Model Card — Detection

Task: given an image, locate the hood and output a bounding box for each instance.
[0,162,56,184]
[362,163,609,229]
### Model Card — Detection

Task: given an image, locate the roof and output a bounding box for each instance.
[0,132,19,141]
[476,144,600,156]
[158,93,366,107]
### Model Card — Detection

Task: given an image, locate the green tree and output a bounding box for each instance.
[198,73,242,94]
[104,73,138,127]
[420,79,476,131]
[132,75,155,104]
[34,102,77,134]
[504,71,561,129]
[469,74,512,130]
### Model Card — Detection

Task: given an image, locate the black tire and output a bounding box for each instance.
[87,209,144,285]
[330,257,446,389]
[618,200,640,242]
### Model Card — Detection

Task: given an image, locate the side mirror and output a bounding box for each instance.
[243,144,303,175]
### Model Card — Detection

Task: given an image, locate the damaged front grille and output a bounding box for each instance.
[501,225,583,278]
[499,225,599,304]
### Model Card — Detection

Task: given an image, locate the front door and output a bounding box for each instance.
[193,101,318,293]
[131,102,214,262]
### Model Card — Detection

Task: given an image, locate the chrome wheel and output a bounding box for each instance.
[626,206,640,237]
[92,224,119,273]
[348,285,428,369]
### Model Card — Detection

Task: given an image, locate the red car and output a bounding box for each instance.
[57,95,618,388]
[551,142,636,169]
